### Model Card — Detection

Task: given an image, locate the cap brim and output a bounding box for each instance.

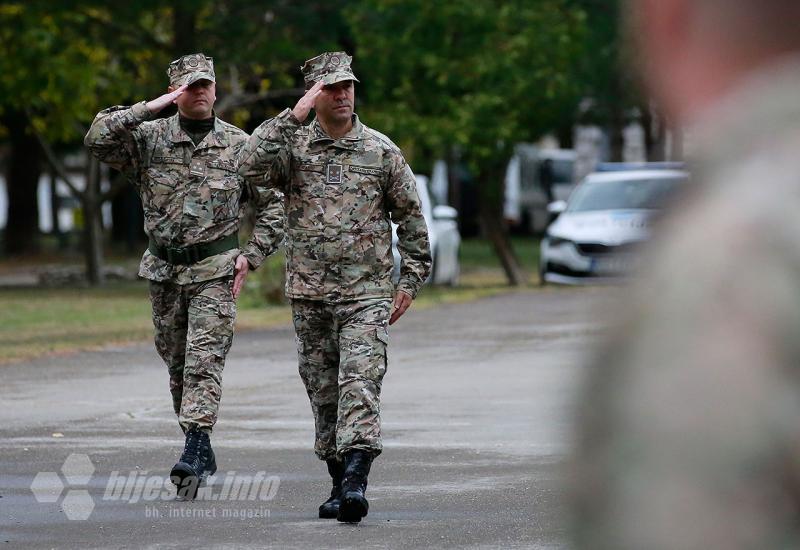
[321,71,359,85]
[184,72,216,86]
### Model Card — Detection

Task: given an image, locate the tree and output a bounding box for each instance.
[347,0,587,284]
[0,1,167,267]
[0,0,351,280]
[570,0,669,161]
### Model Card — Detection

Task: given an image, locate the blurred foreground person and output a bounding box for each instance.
[240,52,431,522]
[572,1,800,548]
[84,54,282,498]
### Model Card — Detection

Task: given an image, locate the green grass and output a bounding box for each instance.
[458,236,540,286]
[0,236,542,363]
[0,281,154,363]
[0,280,295,364]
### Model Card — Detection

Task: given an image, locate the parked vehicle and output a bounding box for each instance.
[539,169,688,284]
[504,145,576,234]
[392,175,461,286]
[595,161,686,172]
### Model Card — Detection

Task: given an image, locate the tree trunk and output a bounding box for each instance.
[608,101,625,162]
[557,121,574,149]
[477,161,525,286]
[84,156,105,286]
[446,147,461,212]
[172,0,198,55]
[3,111,42,255]
[641,103,666,162]
[669,126,684,161]
[110,170,145,252]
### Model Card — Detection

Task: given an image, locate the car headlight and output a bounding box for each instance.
[547,235,572,247]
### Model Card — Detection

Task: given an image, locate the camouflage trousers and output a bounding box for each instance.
[291,298,391,461]
[149,276,236,433]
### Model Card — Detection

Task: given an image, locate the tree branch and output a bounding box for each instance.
[25,111,84,199]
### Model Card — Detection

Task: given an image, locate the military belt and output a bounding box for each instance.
[148,233,239,265]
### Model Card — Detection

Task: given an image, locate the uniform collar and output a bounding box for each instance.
[309,114,364,145]
[166,111,229,149]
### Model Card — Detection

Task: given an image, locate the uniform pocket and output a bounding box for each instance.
[375,326,389,374]
[218,300,236,319]
[143,168,180,212]
[286,233,326,294]
[205,176,240,220]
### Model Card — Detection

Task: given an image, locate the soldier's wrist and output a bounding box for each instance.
[395,280,418,300]
[281,108,302,126]
[240,247,263,271]
[131,101,155,123]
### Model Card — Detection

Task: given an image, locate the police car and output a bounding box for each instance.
[539,169,688,284]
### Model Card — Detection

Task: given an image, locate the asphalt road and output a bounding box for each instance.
[1,288,607,549]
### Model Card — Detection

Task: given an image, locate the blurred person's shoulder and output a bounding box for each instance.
[641,57,800,308]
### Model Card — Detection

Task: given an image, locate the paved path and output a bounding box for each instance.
[1,288,607,549]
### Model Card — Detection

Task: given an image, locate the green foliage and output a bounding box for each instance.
[0,0,353,143]
[346,0,588,174]
[567,0,639,125]
[0,2,170,141]
[1,1,610,162]
[246,251,287,307]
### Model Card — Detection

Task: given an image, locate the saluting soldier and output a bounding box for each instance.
[84,53,282,497]
[239,52,431,522]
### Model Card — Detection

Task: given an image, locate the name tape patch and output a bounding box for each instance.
[207,159,237,172]
[153,155,184,165]
[349,165,383,177]
[297,163,323,172]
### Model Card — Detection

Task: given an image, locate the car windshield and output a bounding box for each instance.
[567,176,685,212]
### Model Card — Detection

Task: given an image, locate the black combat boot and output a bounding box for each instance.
[336,450,373,523]
[170,428,217,499]
[318,458,345,518]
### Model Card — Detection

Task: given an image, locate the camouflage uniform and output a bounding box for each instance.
[572,58,800,548]
[84,53,282,433]
[240,52,431,460]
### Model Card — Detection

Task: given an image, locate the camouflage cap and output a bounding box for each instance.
[167,53,216,87]
[301,51,359,88]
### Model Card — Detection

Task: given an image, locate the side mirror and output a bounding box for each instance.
[547,200,567,215]
[546,200,567,224]
[432,205,458,221]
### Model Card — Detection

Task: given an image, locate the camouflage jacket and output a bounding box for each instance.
[239,108,431,302]
[84,101,283,285]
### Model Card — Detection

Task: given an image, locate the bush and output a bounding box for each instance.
[253,251,287,305]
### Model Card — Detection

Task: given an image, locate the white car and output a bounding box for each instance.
[392,175,461,286]
[539,169,688,284]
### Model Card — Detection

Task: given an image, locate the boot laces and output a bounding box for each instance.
[182,431,205,462]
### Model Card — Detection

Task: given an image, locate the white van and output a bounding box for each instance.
[503,145,576,234]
